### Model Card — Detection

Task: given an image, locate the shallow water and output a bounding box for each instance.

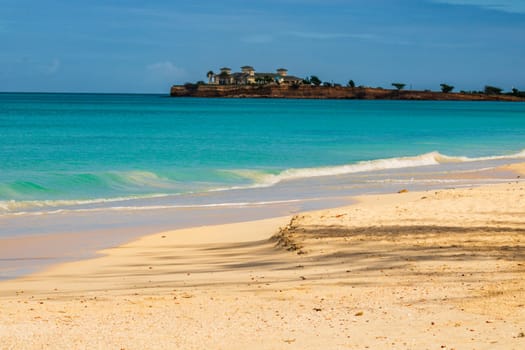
[1,93,524,278]
[1,94,524,212]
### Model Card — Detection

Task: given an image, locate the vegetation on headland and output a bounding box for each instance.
[440,84,454,93]
[172,84,525,101]
[174,71,525,101]
[391,83,406,91]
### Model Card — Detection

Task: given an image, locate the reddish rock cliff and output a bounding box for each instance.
[170,85,525,101]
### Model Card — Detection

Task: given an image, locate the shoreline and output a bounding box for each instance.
[0,196,356,281]
[2,158,523,281]
[1,165,524,348]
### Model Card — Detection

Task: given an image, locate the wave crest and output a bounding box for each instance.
[2,149,524,215]
[230,149,525,186]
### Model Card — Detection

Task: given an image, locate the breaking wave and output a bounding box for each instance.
[1,149,524,215]
[229,149,525,186]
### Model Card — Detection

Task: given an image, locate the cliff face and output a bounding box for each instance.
[170,85,525,101]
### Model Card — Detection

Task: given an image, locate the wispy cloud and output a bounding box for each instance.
[240,34,273,44]
[119,6,253,28]
[431,0,525,14]
[102,5,291,33]
[288,31,377,40]
[146,61,185,79]
[1,57,62,77]
[144,61,187,91]
[45,59,61,75]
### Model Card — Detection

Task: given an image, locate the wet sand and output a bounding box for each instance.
[0,165,524,349]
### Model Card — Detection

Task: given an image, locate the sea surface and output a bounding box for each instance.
[1,93,524,278]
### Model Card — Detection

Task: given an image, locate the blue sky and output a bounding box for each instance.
[1,0,524,93]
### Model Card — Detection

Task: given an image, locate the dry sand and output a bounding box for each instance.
[1,167,524,349]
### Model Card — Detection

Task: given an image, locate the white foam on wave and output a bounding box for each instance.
[2,149,524,216]
[112,171,178,189]
[0,194,171,214]
[229,149,525,187]
[2,199,303,217]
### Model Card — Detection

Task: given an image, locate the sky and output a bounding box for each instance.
[1,0,524,93]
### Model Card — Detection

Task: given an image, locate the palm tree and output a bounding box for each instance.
[206,70,214,84]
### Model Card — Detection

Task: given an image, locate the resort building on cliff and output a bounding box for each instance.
[210,66,302,85]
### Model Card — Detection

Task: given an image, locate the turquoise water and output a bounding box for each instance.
[1,93,525,214]
[1,92,525,279]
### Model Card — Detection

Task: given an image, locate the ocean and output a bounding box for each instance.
[1,93,524,277]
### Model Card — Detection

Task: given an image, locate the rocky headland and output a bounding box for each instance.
[170,84,525,101]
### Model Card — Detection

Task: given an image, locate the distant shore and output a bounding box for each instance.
[170,84,525,101]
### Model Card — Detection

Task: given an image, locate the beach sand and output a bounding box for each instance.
[1,167,524,349]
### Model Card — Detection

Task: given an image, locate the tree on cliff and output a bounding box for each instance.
[510,88,525,97]
[310,76,322,86]
[206,70,214,84]
[440,83,454,93]
[484,85,502,95]
[347,80,355,88]
[392,83,406,91]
